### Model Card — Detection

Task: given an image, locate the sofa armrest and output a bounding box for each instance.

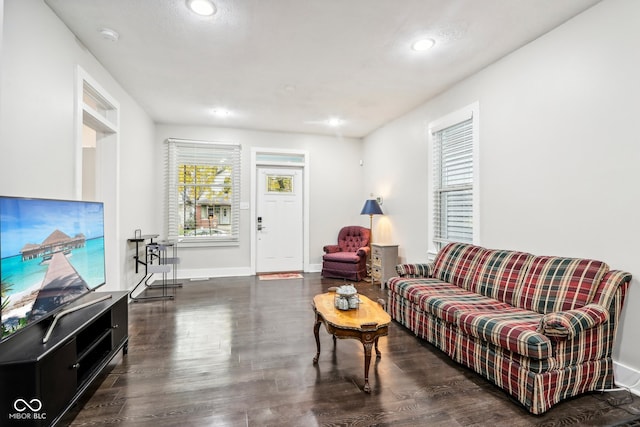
[593,270,632,309]
[537,304,609,339]
[323,244,340,254]
[357,246,370,258]
[395,263,433,278]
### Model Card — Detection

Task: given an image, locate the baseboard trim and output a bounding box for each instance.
[129,266,323,295]
[177,267,253,280]
[614,361,640,395]
[307,263,322,273]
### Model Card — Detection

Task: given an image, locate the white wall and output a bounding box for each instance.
[0,0,157,292]
[155,124,365,278]
[364,0,640,385]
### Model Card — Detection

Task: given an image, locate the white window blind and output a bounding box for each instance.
[165,139,241,244]
[433,118,473,250]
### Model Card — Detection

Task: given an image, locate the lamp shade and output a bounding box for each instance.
[360,199,383,215]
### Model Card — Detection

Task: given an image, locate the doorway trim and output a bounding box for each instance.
[74,66,121,292]
[250,148,309,275]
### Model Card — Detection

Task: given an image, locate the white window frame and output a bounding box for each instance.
[427,102,480,258]
[165,138,241,246]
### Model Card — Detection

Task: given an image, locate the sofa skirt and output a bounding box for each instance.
[321,260,367,281]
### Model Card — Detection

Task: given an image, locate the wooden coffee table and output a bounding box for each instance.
[312,292,391,392]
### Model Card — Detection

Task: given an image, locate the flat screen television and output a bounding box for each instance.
[0,196,106,341]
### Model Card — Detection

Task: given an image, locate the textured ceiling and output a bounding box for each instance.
[44,0,602,138]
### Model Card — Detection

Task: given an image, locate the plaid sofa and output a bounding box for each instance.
[387,242,631,414]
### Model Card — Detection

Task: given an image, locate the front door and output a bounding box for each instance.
[256,167,303,273]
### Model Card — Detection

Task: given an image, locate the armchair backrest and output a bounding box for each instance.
[337,226,370,252]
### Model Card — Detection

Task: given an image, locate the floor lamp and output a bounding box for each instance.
[360,199,383,282]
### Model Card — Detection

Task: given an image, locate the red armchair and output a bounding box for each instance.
[321,226,371,281]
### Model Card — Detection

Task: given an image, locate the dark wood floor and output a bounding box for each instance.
[67,273,640,427]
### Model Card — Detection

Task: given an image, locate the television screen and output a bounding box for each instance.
[0,196,106,340]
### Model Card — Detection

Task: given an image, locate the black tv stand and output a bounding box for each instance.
[0,291,128,427]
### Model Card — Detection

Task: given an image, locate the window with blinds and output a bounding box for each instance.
[432,117,473,251]
[165,139,241,244]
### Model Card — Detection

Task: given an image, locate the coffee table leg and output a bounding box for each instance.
[363,341,373,393]
[375,337,381,358]
[313,316,321,364]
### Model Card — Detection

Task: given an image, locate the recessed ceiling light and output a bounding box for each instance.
[412,38,435,51]
[99,27,120,42]
[327,117,343,127]
[211,108,231,118]
[186,0,216,16]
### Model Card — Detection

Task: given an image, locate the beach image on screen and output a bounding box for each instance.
[1,197,106,338]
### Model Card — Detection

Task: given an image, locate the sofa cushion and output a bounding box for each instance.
[457,308,551,359]
[515,257,609,314]
[389,278,514,324]
[388,278,467,316]
[432,242,486,289]
[419,292,513,324]
[469,249,533,305]
[322,251,361,263]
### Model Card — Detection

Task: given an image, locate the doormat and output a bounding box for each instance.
[258,272,304,281]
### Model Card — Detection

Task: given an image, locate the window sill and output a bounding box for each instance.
[174,238,240,248]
